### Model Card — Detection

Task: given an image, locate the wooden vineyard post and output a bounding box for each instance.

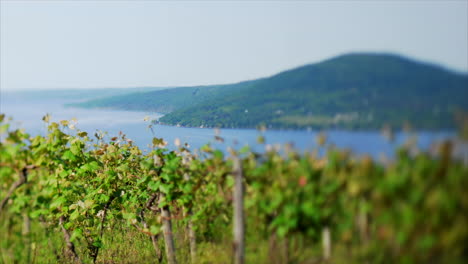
[358,199,369,243]
[232,156,245,264]
[160,195,177,264]
[268,233,278,264]
[23,213,32,264]
[187,209,197,263]
[184,172,197,263]
[152,152,177,264]
[322,226,331,261]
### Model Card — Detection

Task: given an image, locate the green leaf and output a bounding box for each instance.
[61,150,77,162]
[92,239,103,248]
[213,150,224,159]
[70,143,82,155]
[140,160,153,170]
[42,114,50,123]
[59,170,69,178]
[30,209,48,219]
[277,226,289,237]
[159,184,170,194]
[257,135,265,144]
[50,196,67,210]
[148,181,160,191]
[0,123,10,134]
[239,145,250,154]
[137,175,149,185]
[200,144,212,153]
[77,131,88,137]
[70,228,83,242]
[123,212,136,220]
[84,199,95,209]
[70,210,80,220]
[301,203,318,219]
[150,225,161,235]
[81,161,100,173]
[99,194,110,203]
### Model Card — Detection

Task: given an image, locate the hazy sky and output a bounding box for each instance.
[1,0,467,91]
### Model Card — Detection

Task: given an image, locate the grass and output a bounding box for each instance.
[1,214,333,264]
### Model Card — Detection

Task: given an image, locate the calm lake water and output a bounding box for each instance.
[1,91,454,158]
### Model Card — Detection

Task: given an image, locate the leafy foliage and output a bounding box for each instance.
[1,114,467,263]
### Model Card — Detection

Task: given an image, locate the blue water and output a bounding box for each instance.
[1,91,454,158]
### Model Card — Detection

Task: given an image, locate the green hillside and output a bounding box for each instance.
[70,81,261,113]
[74,53,468,129]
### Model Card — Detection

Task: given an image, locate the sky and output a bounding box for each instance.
[0,0,467,91]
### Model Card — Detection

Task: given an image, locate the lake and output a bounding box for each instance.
[1,91,455,159]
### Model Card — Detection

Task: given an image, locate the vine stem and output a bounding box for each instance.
[0,166,34,214]
[99,196,116,238]
[59,216,83,264]
[92,196,116,264]
[144,193,163,263]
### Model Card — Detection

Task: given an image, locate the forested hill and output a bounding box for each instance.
[72,53,468,130]
[70,80,262,114]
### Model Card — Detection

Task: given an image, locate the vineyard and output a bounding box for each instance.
[1,113,467,264]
